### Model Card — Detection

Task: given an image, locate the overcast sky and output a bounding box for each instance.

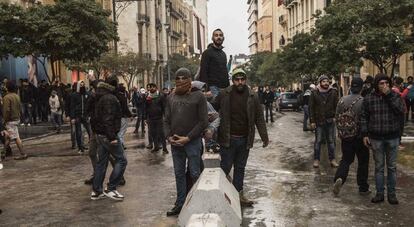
[207,0,249,56]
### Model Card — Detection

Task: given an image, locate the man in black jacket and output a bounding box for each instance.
[361,74,404,205]
[309,75,339,168]
[70,80,91,154]
[263,86,275,123]
[146,83,167,153]
[19,79,34,126]
[92,79,127,201]
[198,29,229,96]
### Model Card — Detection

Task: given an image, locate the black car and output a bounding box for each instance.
[278,92,299,111]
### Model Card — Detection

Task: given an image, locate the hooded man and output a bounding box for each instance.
[70,80,91,154]
[91,79,127,201]
[198,29,230,96]
[164,68,208,216]
[145,83,167,153]
[333,78,370,196]
[309,75,339,168]
[302,84,315,131]
[361,74,404,205]
[214,68,269,207]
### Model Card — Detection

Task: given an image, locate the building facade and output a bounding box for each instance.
[248,0,259,54]
[257,0,273,52]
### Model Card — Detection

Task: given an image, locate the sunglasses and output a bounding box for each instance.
[233,77,246,82]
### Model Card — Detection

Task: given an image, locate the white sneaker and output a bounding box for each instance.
[0,163,3,170]
[27,123,31,127]
[91,191,105,200]
[103,189,124,201]
[20,123,25,126]
[333,178,343,196]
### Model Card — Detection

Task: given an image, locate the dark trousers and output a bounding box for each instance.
[405,99,414,121]
[303,105,309,130]
[148,119,166,149]
[21,103,32,124]
[75,117,91,149]
[220,136,250,192]
[265,104,274,122]
[334,138,370,192]
[135,112,145,133]
[39,101,49,122]
[171,138,202,207]
[93,135,127,193]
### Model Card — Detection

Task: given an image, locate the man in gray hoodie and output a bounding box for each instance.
[164,68,208,216]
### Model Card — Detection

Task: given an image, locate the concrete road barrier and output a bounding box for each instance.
[186,214,225,227]
[178,168,241,227]
[202,153,221,168]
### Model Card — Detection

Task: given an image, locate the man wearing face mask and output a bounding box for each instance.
[214,68,269,207]
[70,80,92,154]
[199,29,230,97]
[309,75,339,168]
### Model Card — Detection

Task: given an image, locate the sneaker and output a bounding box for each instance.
[333,178,343,196]
[313,160,320,168]
[103,189,124,201]
[78,150,84,155]
[399,145,405,150]
[239,191,254,207]
[84,177,94,185]
[330,160,339,168]
[91,191,105,200]
[388,193,399,205]
[359,190,372,196]
[371,193,385,203]
[146,145,153,150]
[20,123,25,126]
[162,149,169,154]
[166,205,182,216]
[27,123,31,127]
[151,147,161,153]
[0,163,3,170]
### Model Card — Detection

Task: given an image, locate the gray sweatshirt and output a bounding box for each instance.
[164,91,209,140]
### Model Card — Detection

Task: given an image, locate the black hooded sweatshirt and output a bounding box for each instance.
[199,44,229,89]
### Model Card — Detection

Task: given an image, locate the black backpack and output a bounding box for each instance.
[336,97,362,139]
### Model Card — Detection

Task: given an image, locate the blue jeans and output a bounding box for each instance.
[171,137,202,207]
[303,105,309,130]
[209,86,221,98]
[314,122,336,160]
[117,118,128,145]
[370,138,399,194]
[51,112,62,130]
[93,135,128,193]
[220,136,250,192]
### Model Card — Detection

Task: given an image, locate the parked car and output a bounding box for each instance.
[279,92,300,111]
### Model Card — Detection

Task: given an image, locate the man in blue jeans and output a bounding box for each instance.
[164,68,208,216]
[309,75,339,168]
[214,68,269,207]
[91,79,127,201]
[361,73,404,205]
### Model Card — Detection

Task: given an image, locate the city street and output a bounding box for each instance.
[1,112,414,226]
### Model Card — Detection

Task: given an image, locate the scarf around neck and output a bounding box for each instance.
[175,78,192,95]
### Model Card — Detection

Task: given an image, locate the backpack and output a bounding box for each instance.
[336,97,362,139]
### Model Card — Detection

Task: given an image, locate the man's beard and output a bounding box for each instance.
[213,39,223,46]
[321,84,329,89]
[236,84,246,93]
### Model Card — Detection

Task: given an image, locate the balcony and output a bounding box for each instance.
[136,14,150,25]
[171,30,182,39]
[283,0,298,8]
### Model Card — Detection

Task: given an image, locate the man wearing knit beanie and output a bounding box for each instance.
[333,77,370,196]
[164,67,208,216]
[309,75,339,168]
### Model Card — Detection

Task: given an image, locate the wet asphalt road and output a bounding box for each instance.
[1,112,414,226]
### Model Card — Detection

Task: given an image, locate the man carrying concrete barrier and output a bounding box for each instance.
[164,68,209,216]
[214,68,269,206]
